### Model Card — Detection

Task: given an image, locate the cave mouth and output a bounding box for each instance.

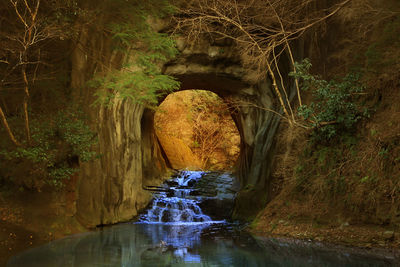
[154,89,240,171]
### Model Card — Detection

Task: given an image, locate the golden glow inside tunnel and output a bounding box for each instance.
[154,90,240,171]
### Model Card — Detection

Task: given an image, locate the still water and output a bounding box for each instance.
[7,223,398,267]
[7,171,399,266]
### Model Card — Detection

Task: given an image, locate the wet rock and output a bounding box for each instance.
[165,180,179,187]
[194,172,239,220]
[199,198,234,220]
[189,190,202,196]
[161,210,172,222]
[166,191,175,198]
[187,179,197,187]
[180,211,191,222]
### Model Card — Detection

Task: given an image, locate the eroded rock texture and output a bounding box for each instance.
[71,28,169,227]
[71,27,298,226]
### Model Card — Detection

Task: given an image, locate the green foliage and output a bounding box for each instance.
[91,0,180,107]
[54,108,98,162]
[291,59,365,141]
[0,108,97,189]
[92,68,180,107]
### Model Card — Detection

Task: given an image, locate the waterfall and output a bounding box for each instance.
[138,171,222,224]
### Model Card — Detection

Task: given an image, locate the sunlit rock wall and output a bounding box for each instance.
[156,130,202,170]
[71,27,168,227]
[77,100,151,226]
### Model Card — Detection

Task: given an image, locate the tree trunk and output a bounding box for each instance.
[0,106,21,146]
[22,64,31,145]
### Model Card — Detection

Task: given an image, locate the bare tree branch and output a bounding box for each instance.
[173,0,351,128]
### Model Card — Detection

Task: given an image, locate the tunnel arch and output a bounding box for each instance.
[144,73,251,181]
[159,40,280,189]
[75,35,286,227]
[140,54,282,219]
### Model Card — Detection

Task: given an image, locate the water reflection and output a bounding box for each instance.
[7,171,398,266]
[7,223,262,267]
[7,223,397,267]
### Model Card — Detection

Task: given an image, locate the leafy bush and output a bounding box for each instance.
[290,59,366,141]
[0,108,97,189]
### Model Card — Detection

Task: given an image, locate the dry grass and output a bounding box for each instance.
[259,0,400,230]
[266,83,400,226]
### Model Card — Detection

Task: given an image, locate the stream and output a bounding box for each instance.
[7,171,399,266]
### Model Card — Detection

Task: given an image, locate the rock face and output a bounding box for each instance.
[71,28,169,227]
[71,26,299,226]
[194,172,240,220]
[76,99,169,227]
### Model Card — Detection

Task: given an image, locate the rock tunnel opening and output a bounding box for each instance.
[74,32,286,227]
[76,54,280,226]
[154,89,240,171]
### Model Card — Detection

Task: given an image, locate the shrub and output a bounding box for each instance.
[290,59,366,141]
[0,107,97,189]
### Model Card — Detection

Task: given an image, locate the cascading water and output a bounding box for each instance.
[138,171,223,224]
